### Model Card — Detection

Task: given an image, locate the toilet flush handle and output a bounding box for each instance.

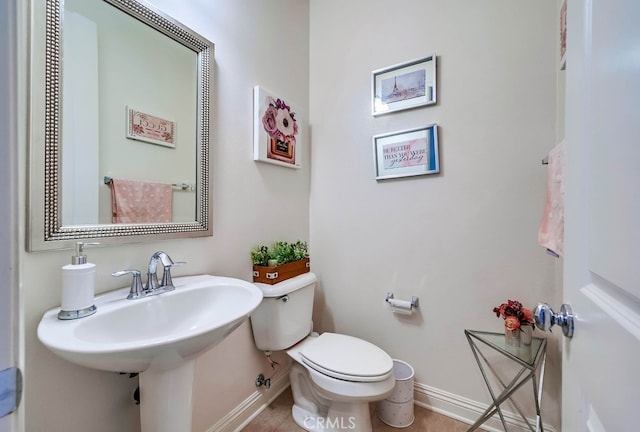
[277,294,289,303]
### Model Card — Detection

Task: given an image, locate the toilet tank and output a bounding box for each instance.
[250,272,316,351]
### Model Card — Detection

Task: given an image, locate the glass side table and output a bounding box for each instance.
[464,330,547,432]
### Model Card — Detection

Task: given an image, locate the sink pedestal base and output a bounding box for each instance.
[139,359,196,432]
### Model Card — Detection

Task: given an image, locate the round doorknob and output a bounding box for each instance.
[533,303,575,338]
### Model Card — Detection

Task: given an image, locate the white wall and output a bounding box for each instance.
[21,1,309,431]
[309,0,561,429]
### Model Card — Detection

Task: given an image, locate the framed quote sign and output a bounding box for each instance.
[373,125,439,180]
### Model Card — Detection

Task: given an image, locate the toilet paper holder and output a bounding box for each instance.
[385,292,419,310]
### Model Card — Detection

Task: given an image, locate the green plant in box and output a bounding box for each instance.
[250,241,309,266]
[272,241,294,265]
[291,240,308,261]
[250,245,270,266]
[251,241,310,284]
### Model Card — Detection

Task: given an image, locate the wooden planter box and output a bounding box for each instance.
[252,258,310,285]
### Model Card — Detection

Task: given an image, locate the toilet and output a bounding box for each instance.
[250,272,395,432]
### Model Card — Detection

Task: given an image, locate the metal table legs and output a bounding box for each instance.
[465,331,547,432]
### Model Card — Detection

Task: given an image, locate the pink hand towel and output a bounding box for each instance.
[110,178,173,223]
[538,140,565,257]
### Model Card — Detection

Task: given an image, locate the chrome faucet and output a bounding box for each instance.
[112,251,185,299]
[145,251,186,293]
[146,251,174,291]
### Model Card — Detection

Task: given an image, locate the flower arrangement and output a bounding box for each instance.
[493,300,534,331]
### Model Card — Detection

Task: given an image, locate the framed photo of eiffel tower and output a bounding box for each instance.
[372,55,437,116]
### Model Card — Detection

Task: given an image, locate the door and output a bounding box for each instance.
[0,0,20,430]
[563,0,640,430]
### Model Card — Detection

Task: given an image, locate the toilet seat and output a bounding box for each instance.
[299,333,393,382]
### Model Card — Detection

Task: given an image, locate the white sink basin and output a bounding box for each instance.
[37,274,263,372]
[37,274,263,432]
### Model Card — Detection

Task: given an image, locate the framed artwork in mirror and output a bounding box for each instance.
[126,106,176,148]
[373,124,439,180]
[253,85,301,169]
[372,54,437,116]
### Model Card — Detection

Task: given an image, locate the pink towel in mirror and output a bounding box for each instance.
[109,178,173,223]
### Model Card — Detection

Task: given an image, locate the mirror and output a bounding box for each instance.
[28,0,213,251]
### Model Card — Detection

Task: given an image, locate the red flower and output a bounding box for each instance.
[493,299,534,327]
[505,316,521,331]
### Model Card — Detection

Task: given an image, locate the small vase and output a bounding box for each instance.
[521,325,533,345]
[505,327,521,347]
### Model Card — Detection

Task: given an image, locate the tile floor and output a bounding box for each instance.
[242,386,473,431]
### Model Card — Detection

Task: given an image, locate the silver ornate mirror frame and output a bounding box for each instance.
[28,0,214,251]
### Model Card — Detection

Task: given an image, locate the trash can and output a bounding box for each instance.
[377,359,415,428]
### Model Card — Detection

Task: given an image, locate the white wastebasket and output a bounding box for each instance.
[377,359,415,428]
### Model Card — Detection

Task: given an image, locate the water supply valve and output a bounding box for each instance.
[255,373,270,389]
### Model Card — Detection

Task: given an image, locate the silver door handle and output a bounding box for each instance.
[533,303,575,338]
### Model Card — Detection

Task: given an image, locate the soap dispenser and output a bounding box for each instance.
[58,242,99,320]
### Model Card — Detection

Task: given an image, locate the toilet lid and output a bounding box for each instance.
[300,333,393,382]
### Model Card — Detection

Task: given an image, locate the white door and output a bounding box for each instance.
[563,0,640,430]
[0,0,20,431]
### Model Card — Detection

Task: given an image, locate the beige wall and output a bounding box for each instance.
[309,0,561,429]
[21,0,566,431]
[21,1,309,431]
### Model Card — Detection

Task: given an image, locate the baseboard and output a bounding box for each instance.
[206,372,556,432]
[205,368,291,432]
[413,382,557,432]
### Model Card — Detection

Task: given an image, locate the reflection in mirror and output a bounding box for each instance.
[28,0,213,250]
[62,0,197,225]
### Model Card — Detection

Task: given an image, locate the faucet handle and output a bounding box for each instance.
[112,270,145,300]
[160,261,186,290]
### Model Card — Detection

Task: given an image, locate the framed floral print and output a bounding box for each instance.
[560,0,567,70]
[253,86,301,169]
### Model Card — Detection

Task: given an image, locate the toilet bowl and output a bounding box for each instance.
[287,333,395,431]
[249,273,395,432]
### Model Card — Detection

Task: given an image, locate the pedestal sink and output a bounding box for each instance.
[37,274,263,432]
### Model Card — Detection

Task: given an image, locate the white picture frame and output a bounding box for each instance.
[372,55,437,116]
[373,124,440,180]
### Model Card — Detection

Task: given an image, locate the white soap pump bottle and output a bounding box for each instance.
[58,242,100,320]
